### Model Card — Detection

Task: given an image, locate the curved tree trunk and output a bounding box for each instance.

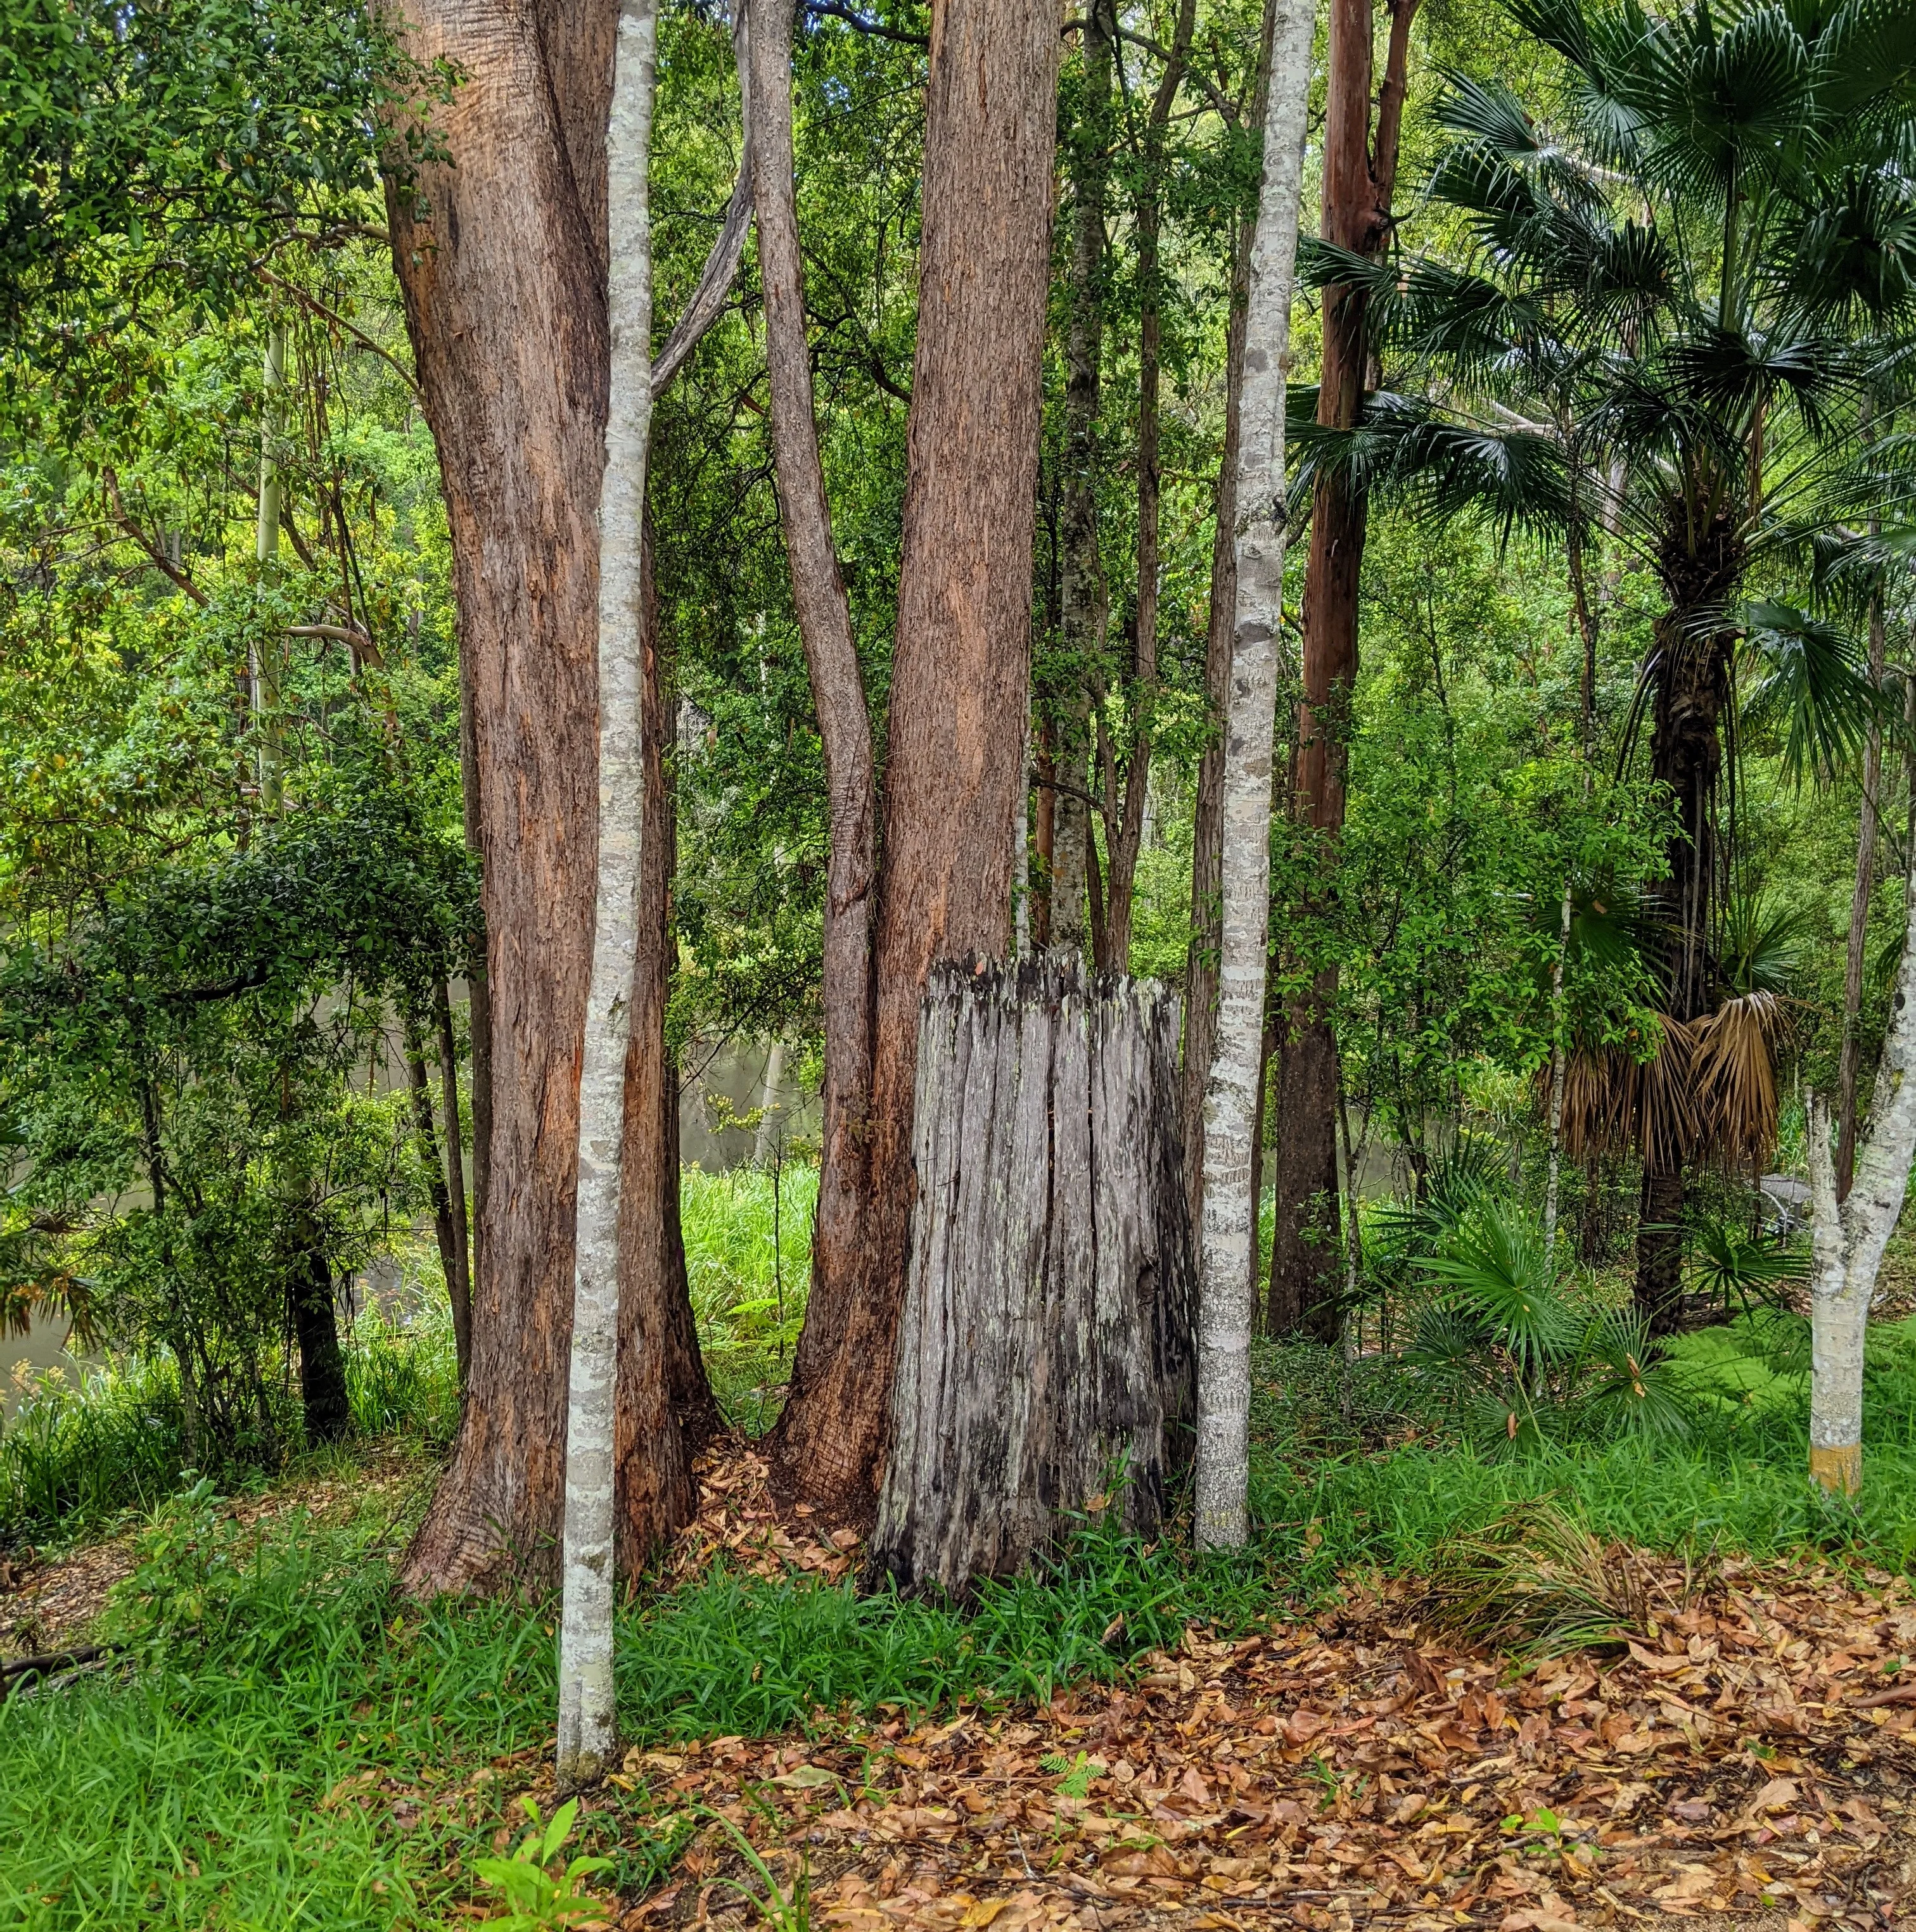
[1194,0,1315,1551]
[388,1,615,1597]
[769,0,1062,1513]
[747,0,881,1446]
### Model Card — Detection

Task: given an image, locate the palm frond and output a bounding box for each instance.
[1741,599,1887,787]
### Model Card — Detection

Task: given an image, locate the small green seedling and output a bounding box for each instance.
[1039,1751,1098,1800]
[471,1796,615,1930]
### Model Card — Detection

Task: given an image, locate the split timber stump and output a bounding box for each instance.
[869,956,1194,1595]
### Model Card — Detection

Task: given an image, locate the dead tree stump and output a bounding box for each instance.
[869,957,1194,1594]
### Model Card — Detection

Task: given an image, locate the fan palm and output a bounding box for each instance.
[1299,0,1916,1328]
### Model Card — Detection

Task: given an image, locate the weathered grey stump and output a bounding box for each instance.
[869,957,1194,1594]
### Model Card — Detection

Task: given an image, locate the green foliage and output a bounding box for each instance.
[472,1798,616,1932]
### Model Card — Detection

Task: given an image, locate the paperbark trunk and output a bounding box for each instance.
[1836,587,1887,1200]
[1269,0,1419,1340]
[388,0,618,1596]
[769,0,1062,1511]
[557,0,659,1791]
[1195,0,1315,1552]
[1182,6,1272,1235]
[1806,829,1916,1497]
[748,0,880,1413]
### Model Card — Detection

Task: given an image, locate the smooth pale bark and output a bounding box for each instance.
[557,0,658,1793]
[1836,585,1888,1199]
[1194,0,1315,1552]
[1804,831,1916,1497]
[1181,26,1268,1238]
[753,1039,788,1167]
[1049,1,1114,957]
[770,0,1062,1509]
[748,0,880,1396]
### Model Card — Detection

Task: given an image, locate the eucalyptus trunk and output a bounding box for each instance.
[1194,0,1315,1552]
[748,0,880,1417]
[1806,830,1916,1498]
[557,0,658,1793]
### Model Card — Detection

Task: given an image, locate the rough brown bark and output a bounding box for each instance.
[615,519,716,1577]
[1047,1,1114,958]
[387,1,615,1593]
[748,0,881,1404]
[869,962,1193,1594]
[770,0,1062,1511]
[1268,0,1419,1340]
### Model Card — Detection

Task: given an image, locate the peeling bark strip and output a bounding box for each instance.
[558,0,660,1793]
[870,961,1194,1596]
[1806,829,1916,1500]
[1195,0,1315,1553]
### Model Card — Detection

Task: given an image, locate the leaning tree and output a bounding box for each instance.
[1300,0,1916,1328]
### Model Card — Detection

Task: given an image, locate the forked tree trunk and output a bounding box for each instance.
[1268,0,1420,1340]
[1805,832,1916,1498]
[615,518,718,1579]
[558,0,659,1793]
[869,962,1193,1593]
[387,1,616,1596]
[769,0,1062,1513]
[1195,0,1315,1552]
[748,0,880,1402]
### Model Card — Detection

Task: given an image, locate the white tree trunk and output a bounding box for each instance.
[753,1039,786,1167]
[557,0,660,1793]
[1194,0,1315,1551]
[1805,834,1916,1499]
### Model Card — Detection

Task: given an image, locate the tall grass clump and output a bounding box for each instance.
[343,1292,462,1444]
[681,1163,817,1427]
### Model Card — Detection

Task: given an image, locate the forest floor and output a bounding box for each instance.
[7,1441,1910,1932]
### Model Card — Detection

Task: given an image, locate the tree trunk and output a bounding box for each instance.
[753,1040,787,1167]
[290,1228,350,1446]
[1267,979,1342,1340]
[1805,830,1916,1498]
[615,515,717,1580]
[388,0,616,1597]
[1836,585,1887,1199]
[1269,0,1420,1343]
[1099,1,1196,970]
[1635,590,1734,1333]
[457,604,492,1312]
[404,1012,468,1375]
[748,0,881,1427]
[1542,880,1573,1264]
[1195,0,1315,1553]
[431,975,473,1387]
[1182,6,1272,1236]
[769,0,1062,1513]
[1048,1,1114,959]
[558,0,659,1793]
[869,962,1192,1594]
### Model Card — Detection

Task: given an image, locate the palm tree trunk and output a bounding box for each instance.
[1195,0,1315,1552]
[557,0,658,1794]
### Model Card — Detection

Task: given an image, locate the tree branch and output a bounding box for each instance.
[804,2,927,47]
[102,469,207,605]
[253,265,422,397]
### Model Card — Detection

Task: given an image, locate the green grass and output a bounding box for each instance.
[681,1163,817,1430]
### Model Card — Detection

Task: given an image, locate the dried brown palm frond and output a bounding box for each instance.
[1692,989,1785,1173]
[1419,1499,1662,1653]
[1557,1012,1700,1171]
